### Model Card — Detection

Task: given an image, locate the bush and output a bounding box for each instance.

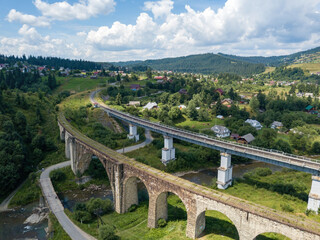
[128,204,137,212]
[74,202,87,212]
[280,203,294,212]
[157,218,167,228]
[51,170,66,182]
[98,225,117,240]
[255,168,272,177]
[86,198,113,216]
[74,210,92,223]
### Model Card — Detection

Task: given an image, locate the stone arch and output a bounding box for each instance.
[195,209,240,239]
[123,175,150,212]
[253,232,291,240]
[153,189,189,226]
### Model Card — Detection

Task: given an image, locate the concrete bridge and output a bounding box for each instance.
[90,91,320,212]
[58,112,320,240]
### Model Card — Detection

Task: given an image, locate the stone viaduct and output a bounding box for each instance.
[58,113,320,240]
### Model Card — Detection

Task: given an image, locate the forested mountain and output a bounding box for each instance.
[219,46,320,66]
[0,55,104,71]
[114,53,266,76]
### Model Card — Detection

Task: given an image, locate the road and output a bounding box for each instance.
[0,179,27,212]
[116,129,153,153]
[40,161,96,240]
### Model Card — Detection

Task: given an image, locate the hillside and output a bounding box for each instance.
[114,53,265,76]
[219,46,320,67]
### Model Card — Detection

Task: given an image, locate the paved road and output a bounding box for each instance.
[40,161,96,240]
[0,180,27,212]
[116,129,153,153]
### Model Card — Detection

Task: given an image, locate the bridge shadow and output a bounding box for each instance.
[235,170,308,202]
[167,193,187,222]
[254,232,291,240]
[198,210,239,240]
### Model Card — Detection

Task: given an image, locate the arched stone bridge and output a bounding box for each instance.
[58,113,320,240]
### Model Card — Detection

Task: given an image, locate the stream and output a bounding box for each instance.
[0,161,282,240]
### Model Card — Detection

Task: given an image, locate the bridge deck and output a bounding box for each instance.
[58,112,320,236]
[91,91,320,176]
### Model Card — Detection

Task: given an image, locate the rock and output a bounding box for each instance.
[24,207,48,225]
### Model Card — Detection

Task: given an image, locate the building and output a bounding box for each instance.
[216,88,224,95]
[305,105,314,112]
[179,89,188,95]
[221,98,233,105]
[143,102,158,110]
[230,133,240,140]
[130,84,141,91]
[238,133,255,144]
[211,125,231,138]
[128,101,140,106]
[245,119,262,130]
[270,121,283,129]
[305,93,314,98]
[216,115,224,119]
[178,105,186,110]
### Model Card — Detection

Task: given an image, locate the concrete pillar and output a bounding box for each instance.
[217,152,233,189]
[307,176,320,212]
[65,133,71,159]
[161,136,175,165]
[127,124,139,142]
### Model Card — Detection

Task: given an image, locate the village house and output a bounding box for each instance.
[216,115,224,119]
[238,133,255,144]
[215,88,224,95]
[143,102,158,110]
[211,125,231,138]
[178,105,186,110]
[130,84,141,91]
[128,101,140,106]
[230,133,240,140]
[179,89,188,95]
[245,119,262,130]
[270,121,283,129]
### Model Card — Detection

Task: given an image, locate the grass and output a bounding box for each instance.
[56,76,107,93]
[65,194,251,240]
[175,114,224,131]
[48,212,71,240]
[262,67,276,74]
[288,63,320,74]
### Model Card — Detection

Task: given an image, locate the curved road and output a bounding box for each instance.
[40,130,153,240]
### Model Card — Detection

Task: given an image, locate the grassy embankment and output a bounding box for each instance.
[48,212,71,240]
[55,76,107,93]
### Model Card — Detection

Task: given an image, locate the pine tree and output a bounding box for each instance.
[115,93,122,105]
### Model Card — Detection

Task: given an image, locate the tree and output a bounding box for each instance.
[98,225,116,240]
[168,107,181,121]
[257,90,267,110]
[198,108,210,121]
[146,68,152,79]
[311,142,320,154]
[274,139,292,153]
[252,128,277,148]
[187,100,198,120]
[86,198,113,216]
[249,96,259,112]
[115,93,122,105]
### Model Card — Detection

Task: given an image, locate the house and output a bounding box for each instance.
[305,105,314,112]
[238,133,255,144]
[128,101,140,106]
[270,121,283,129]
[221,98,233,105]
[296,92,304,98]
[90,75,98,79]
[179,89,188,95]
[143,102,158,110]
[305,93,314,98]
[154,76,164,80]
[216,115,224,119]
[230,133,240,140]
[178,105,186,110]
[216,88,224,95]
[130,84,141,91]
[93,102,99,108]
[211,125,231,138]
[245,119,262,130]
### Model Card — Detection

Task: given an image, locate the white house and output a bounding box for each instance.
[270,121,283,129]
[143,102,158,110]
[211,125,231,138]
[245,119,262,130]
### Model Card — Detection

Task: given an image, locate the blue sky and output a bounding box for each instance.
[0,0,320,62]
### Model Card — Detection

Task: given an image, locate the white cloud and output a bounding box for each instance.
[77,31,87,37]
[87,13,157,50]
[84,0,320,60]
[144,0,173,19]
[7,9,50,27]
[34,0,115,21]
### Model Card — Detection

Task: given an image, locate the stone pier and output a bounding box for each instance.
[161,136,175,164]
[307,176,320,213]
[217,152,233,189]
[127,124,139,142]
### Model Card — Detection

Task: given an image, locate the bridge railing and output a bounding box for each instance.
[98,101,320,166]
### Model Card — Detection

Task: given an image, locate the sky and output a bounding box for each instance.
[0,0,320,62]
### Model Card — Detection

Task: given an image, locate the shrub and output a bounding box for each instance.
[280,203,294,212]
[74,202,87,212]
[74,210,92,223]
[98,225,117,240]
[51,170,66,182]
[128,204,137,212]
[86,198,113,216]
[157,218,167,228]
[255,167,272,177]
[305,209,312,216]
